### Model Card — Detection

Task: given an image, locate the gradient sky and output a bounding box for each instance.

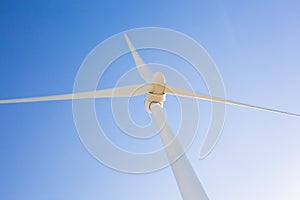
[1,1,300,200]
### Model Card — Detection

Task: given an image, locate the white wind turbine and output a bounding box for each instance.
[1,34,300,200]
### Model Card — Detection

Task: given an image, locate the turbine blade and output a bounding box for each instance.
[165,86,300,118]
[0,84,151,104]
[124,33,154,82]
[166,86,300,159]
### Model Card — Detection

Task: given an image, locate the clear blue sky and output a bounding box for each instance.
[1,0,300,199]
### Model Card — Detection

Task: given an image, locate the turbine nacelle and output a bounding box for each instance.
[144,72,166,112]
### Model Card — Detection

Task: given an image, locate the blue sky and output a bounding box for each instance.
[1,0,300,199]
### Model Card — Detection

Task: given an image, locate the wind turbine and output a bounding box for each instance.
[1,33,300,200]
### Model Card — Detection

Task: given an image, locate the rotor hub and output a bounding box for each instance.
[144,72,166,112]
[145,92,166,112]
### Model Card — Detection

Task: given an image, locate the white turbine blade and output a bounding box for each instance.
[166,86,300,159]
[165,86,300,118]
[0,84,152,104]
[150,103,209,200]
[124,33,154,82]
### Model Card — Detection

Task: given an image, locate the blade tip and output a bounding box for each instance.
[199,147,213,160]
[199,152,208,160]
[123,33,129,40]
